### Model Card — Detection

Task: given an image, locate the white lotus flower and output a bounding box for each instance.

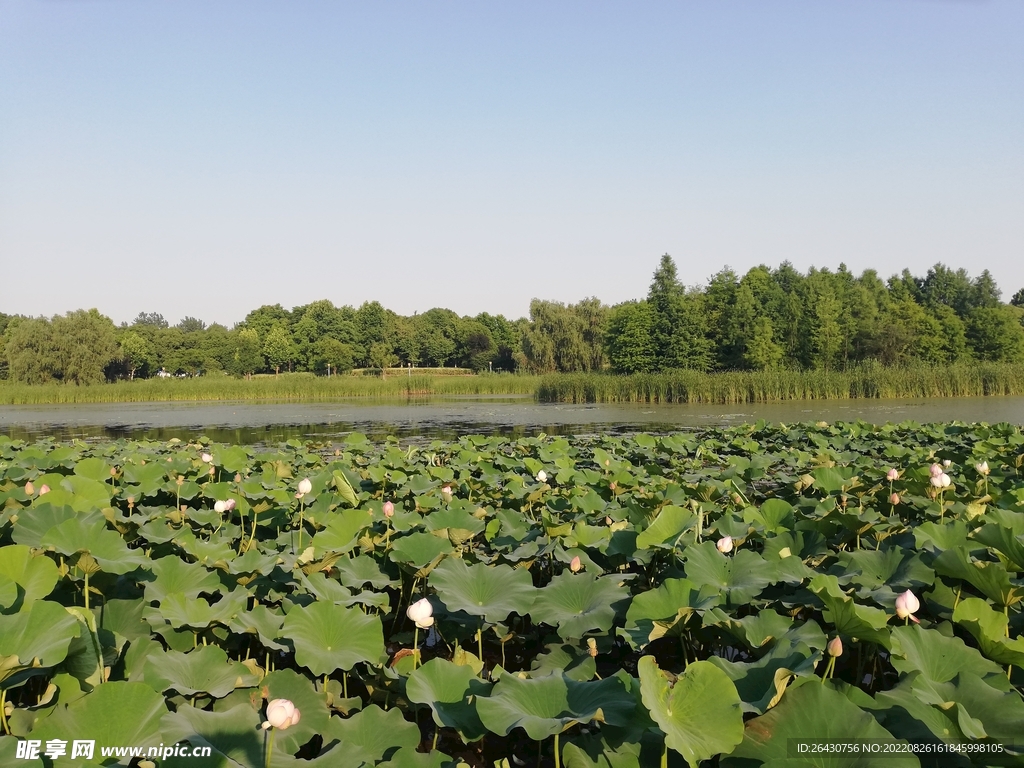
[407,597,434,629]
[214,500,227,514]
[929,475,943,488]
[201,453,213,463]
[895,590,920,622]
[976,461,989,476]
[262,698,301,730]
[297,478,312,497]
[942,459,951,468]
[939,473,951,488]
[536,470,547,483]
[717,536,734,554]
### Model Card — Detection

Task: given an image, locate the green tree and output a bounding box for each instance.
[744,317,784,370]
[50,309,118,385]
[317,338,355,375]
[231,328,264,378]
[118,330,153,380]
[133,312,168,329]
[368,341,398,377]
[4,318,56,384]
[175,316,207,333]
[263,325,295,376]
[605,301,656,373]
[1011,288,1024,308]
[965,306,1024,362]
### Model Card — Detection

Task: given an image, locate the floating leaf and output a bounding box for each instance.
[280,600,385,675]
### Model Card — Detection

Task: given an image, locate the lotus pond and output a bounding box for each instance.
[0,422,1022,767]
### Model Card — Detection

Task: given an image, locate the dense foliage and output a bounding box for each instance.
[0,423,1023,766]
[2,260,1024,383]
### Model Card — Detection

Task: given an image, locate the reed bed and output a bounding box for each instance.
[535,363,1024,404]
[0,373,539,405]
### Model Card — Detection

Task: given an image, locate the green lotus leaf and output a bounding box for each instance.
[215,445,251,473]
[143,556,223,603]
[707,634,821,714]
[477,672,635,740]
[0,545,58,613]
[0,600,80,671]
[336,555,400,590]
[153,589,248,631]
[635,505,694,550]
[952,597,1024,667]
[682,542,775,606]
[835,547,935,597]
[0,734,44,767]
[638,657,744,768]
[722,679,919,767]
[262,669,331,756]
[811,466,855,494]
[33,682,166,758]
[973,522,1024,572]
[530,643,597,682]
[930,671,1024,745]
[332,468,359,508]
[624,577,720,648]
[705,608,797,650]
[431,558,536,624]
[562,737,646,768]
[40,515,147,574]
[406,658,491,741]
[324,704,420,764]
[280,600,385,675]
[743,498,795,534]
[389,532,454,568]
[230,605,288,651]
[934,547,1023,607]
[160,703,262,768]
[809,574,892,648]
[378,747,456,768]
[73,456,113,482]
[312,508,372,554]
[531,571,628,639]
[143,645,259,697]
[425,504,486,536]
[10,503,77,548]
[889,624,1005,683]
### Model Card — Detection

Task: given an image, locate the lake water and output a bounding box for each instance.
[2,395,1024,444]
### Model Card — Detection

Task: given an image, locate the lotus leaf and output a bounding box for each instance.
[682,541,775,606]
[325,704,420,764]
[0,545,58,613]
[431,558,536,623]
[638,657,744,768]
[406,658,491,741]
[952,597,1024,667]
[531,571,628,638]
[143,645,259,697]
[280,600,384,674]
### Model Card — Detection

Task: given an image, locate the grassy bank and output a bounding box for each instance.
[4,363,1024,405]
[537,362,1024,404]
[0,373,539,404]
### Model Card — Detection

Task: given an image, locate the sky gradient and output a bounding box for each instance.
[2,0,1022,327]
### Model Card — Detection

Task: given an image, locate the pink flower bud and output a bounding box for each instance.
[930,463,943,478]
[827,636,843,657]
[264,698,301,730]
[201,453,213,463]
[225,498,236,511]
[24,481,35,496]
[569,556,582,573]
[383,501,395,518]
[895,590,920,621]
[39,484,50,495]
[717,536,734,554]
[889,493,900,505]
[886,468,899,481]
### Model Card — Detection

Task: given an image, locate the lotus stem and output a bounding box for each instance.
[554,731,560,768]
[477,625,484,675]
[264,728,275,768]
[0,689,9,735]
[661,741,668,768]
[414,626,420,669]
[432,729,439,752]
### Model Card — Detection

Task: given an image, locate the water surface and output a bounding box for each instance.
[2,395,1023,445]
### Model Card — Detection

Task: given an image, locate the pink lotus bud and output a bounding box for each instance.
[895,590,920,621]
[263,698,301,730]
[383,501,395,518]
[441,485,452,498]
[39,485,50,495]
[930,463,943,478]
[827,636,843,657]
[225,498,236,511]
[570,556,582,573]
[717,536,734,554]
[110,467,118,477]
[234,473,242,483]
[609,482,617,491]
[886,468,899,482]
[24,481,35,495]
[889,493,900,505]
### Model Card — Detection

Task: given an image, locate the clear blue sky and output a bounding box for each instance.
[2,1,1021,327]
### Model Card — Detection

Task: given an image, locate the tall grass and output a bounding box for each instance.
[0,373,539,405]
[536,363,1024,404]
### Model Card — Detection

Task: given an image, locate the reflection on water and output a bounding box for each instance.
[1,395,1023,445]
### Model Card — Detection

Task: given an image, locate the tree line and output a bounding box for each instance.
[2,258,1024,385]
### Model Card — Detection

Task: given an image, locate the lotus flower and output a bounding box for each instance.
[407,597,434,629]
[976,461,990,476]
[717,536,734,554]
[827,636,843,657]
[929,475,943,488]
[225,498,236,511]
[609,482,617,491]
[895,590,920,622]
[929,463,943,478]
[234,473,243,483]
[39,485,50,495]
[536,470,547,483]
[383,501,395,518]
[569,555,582,573]
[942,459,951,468]
[587,638,598,657]
[262,698,301,730]
[201,453,213,463]
[214,500,228,514]
[886,468,899,482]
[441,485,452,499]
[889,493,900,505]
[24,481,35,495]
[939,473,951,488]
[297,478,312,497]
